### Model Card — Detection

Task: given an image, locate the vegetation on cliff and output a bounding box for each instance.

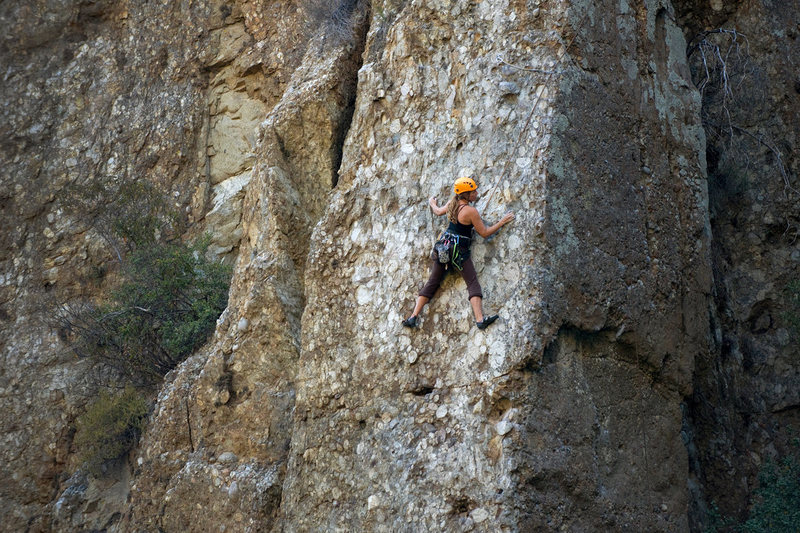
[62,236,231,386]
[707,444,800,532]
[55,179,232,471]
[57,179,232,387]
[743,448,800,532]
[73,387,149,475]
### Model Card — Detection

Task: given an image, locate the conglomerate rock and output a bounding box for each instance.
[1,0,798,531]
[121,1,370,530]
[276,0,709,531]
[2,0,208,528]
[1,0,311,530]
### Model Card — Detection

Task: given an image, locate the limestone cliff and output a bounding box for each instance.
[0,0,797,532]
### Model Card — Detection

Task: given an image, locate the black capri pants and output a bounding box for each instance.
[419,257,483,301]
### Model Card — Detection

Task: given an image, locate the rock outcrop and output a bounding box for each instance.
[277,0,708,530]
[122,1,370,530]
[674,0,800,526]
[0,0,797,531]
[1,0,311,529]
[2,1,207,529]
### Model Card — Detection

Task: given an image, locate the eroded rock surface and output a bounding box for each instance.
[0,0,311,530]
[1,0,798,531]
[674,0,800,526]
[121,1,370,531]
[278,0,708,531]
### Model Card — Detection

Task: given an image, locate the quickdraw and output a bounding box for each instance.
[434,231,470,271]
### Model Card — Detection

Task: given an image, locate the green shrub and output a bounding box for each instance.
[705,446,800,533]
[57,178,232,387]
[74,387,149,474]
[63,236,231,386]
[741,449,800,532]
[63,178,179,262]
[705,502,736,533]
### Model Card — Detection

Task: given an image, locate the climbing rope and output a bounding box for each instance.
[495,54,556,75]
[479,14,588,214]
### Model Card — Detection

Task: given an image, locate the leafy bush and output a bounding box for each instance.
[63,178,179,262]
[705,502,735,533]
[705,446,800,533]
[57,179,230,476]
[57,179,232,386]
[61,237,231,386]
[73,387,149,474]
[742,449,800,532]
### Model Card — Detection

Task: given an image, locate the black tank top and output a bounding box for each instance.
[447,204,473,239]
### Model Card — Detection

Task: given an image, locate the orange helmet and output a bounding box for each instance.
[453,176,477,195]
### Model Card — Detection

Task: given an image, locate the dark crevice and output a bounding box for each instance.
[772,403,800,415]
[409,386,435,397]
[541,339,558,367]
[331,92,358,189]
[671,2,800,529]
[330,0,370,189]
[544,324,638,358]
[447,495,475,515]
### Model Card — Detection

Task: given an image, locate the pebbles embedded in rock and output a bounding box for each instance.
[218,452,238,463]
[367,494,380,510]
[471,508,489,523]
[496,420,512,435]
[498,81,520,95]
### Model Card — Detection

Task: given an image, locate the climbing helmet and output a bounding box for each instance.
[453,176,477,195]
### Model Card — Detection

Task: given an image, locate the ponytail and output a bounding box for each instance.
[447,192,472,223]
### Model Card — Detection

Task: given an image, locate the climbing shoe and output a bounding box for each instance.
[402,315,418,328]
[476,315,498,330]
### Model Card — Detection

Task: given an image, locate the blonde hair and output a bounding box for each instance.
[447,192,473,223]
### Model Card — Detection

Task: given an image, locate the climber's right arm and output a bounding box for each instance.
[429,197,449,216]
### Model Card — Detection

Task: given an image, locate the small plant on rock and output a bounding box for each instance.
[59,235,231,386]
[704,444,800,533]
[741,446,800,532]
[73,386,149,475]
[56,179,232,387]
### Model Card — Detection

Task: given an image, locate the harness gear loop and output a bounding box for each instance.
[434,230,470,271]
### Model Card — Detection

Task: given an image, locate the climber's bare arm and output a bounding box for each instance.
[464,206,515,238]
[429,197,449,216]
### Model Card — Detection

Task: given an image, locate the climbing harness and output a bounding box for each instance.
[432,230,470,270]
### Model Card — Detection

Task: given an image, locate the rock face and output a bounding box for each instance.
[0,0,797,532]
[1,0,311,530]
[122,1,370,530]
[2,1,207,529]
[673,0,800,526]
[277,0,708,530]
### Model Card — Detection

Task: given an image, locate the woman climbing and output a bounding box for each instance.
[402,176,514,330]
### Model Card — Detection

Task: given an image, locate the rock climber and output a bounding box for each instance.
[402,176,514,330]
